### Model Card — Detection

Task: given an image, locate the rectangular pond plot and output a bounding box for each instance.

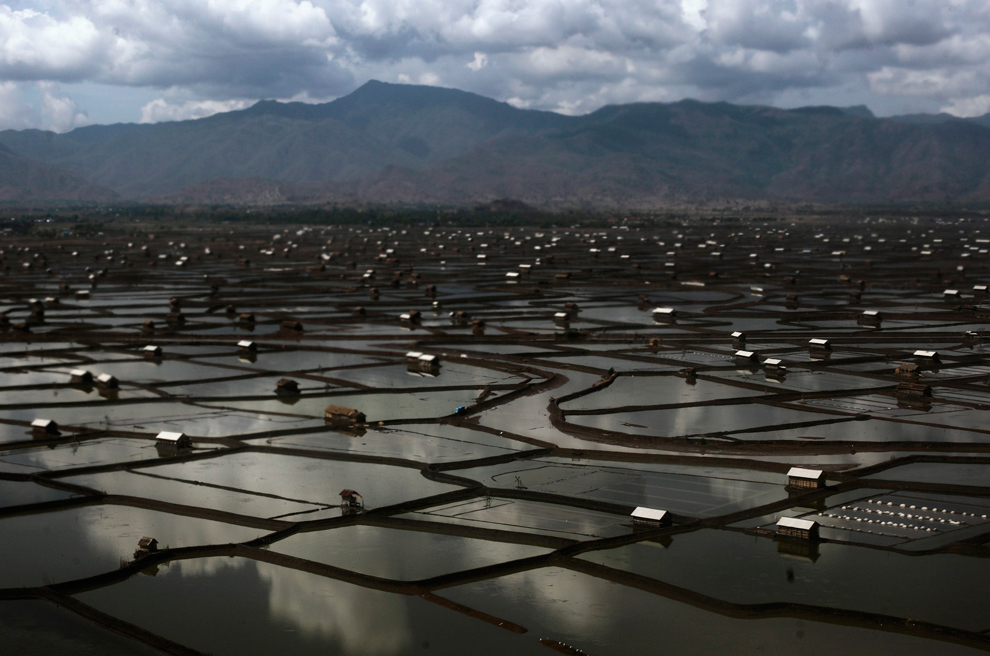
[709,368,884,393]
[0,438,161,474]
[867,462,990,487]
[406,497,629,540]
[203,389,484,423]
[440,566,985,656]
[247,424,533,463]
[738,419,990,444]
[0,479,77,508]
[271,524,550,580]
[65,470,326,520]
[0,600,160,656]
[162,374,351,398]
[76,557,546,656]
[560,376,764,412]
[566,402,833,438]
[144,452,459,510]
[328,362,527,389]
[578,528,990,634]
[191,349,390,372]
[77,359,239,385]
[458,460,786,518]
[0,505,264,588]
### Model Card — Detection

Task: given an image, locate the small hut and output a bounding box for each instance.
[895,362,921,378]
[858,310,883,327]
[786,467,825,489]
[96,373,119,389]
[237,340,257,353]
[143,345,163,358]
[339,489,364,508]
[69,369,93,384]
[652,307,676,322]
[31,418,59,436]
[399,310,421,325]
[280,320,303,332]
[155,431,191,449]
[325,405,366,426]
[275,378,300,395]
[734,350,759,365]
[731,331,746,348]
[137,537,159,554]
[913,349,941,364]
[808,338,831,352]
[631,507,672,527]
[776,517,819,541]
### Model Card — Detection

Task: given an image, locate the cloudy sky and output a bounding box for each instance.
[1,0,989,132]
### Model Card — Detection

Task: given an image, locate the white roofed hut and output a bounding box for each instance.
[734,350,760,365]
[155,431,191,449]
[631,507,672,527]
[69,369,93,385]
[31,418,59,436]
[914,349,941,364]
[142,345,163,358]
[776,517,820,541]
[786,467,826,490]
[96,373,119,389]
[237,340,257,352]
[858,310,883,327]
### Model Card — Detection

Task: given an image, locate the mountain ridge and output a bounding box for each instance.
[3,80,990,207]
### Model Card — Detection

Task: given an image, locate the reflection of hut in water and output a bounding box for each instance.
[325,405,366,426]
[31,418,59,437]
[786,467,825,490]
[630,507,671,527]
[776,516,819,541]
[895,382,932,399]
[777,537,821,562]
[786,489,827,512]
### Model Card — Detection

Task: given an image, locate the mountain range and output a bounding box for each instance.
[2,80,990,208]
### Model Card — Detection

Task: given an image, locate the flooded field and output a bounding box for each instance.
[1,217,989,654]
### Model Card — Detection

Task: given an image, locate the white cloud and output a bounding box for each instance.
[467,51,487,71]
[941,94,990,117]
[0,81,88,131]
[140,97,253,123]
[0,0,989,121]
